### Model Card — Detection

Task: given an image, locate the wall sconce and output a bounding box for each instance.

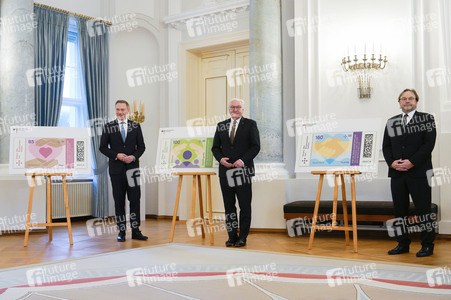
[129,100,145,123]
[341,46,388,99]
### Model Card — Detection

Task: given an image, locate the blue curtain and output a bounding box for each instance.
[76,17,110,218]
[34,6,69,126]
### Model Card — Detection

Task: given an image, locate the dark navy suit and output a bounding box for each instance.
[211,117,260,241]
[99,119,145,231]
[382,111,436,246]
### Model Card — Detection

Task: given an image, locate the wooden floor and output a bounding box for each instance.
[0,218,450,269]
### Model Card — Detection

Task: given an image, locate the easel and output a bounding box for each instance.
[308,170,361,252]
[169,172,215,245]
[24,173,73,247]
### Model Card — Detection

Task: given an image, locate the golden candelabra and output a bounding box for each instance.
[129,100,145,123]
[341,51,388,99]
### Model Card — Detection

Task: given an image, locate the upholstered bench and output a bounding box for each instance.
[284,201,438,223]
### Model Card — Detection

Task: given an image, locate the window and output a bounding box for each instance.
[58,18,92,179]
[58,18,88,128]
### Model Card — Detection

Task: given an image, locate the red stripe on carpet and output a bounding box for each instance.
[2,272,451,294]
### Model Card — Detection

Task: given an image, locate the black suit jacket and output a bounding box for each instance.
[99,119,146,175]
[382,111,436,178]
[211,117,260,178]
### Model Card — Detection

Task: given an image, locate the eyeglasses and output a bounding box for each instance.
[229,106,242,109]
[400,97,416,101]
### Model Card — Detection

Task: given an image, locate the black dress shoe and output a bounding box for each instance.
[234,239,246,247]
[416,245,434,257]
[117,231,126,242]
[388,244,409,255]
[225,239,237,247]
[132,231,148,241]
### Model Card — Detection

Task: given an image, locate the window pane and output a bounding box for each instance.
[58,18,87,129]
[58,106,77,127]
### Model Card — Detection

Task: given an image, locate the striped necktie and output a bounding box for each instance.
[230,120,237,144]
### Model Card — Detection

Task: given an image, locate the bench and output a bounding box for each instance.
[284,201,438,223]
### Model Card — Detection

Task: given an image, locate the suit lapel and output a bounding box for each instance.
[402,111,417,140]
[220,119,233,145]
[113,120,122,143]
[234,118,245,142]
[124,120,135,144]
[116,119,127,144]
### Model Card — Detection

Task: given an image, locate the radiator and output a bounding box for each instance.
[50,181,93,218]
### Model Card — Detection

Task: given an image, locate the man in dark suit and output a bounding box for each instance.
[382,89,437,257]
[99,100,147,242]
[211,98,260,247]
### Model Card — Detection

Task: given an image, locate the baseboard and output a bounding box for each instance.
[249,228,286,233]
[146,214,177,220]
[1,229,47,235]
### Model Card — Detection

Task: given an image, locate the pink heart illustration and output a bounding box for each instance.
[39,147,53,158]
[28,140,64,162]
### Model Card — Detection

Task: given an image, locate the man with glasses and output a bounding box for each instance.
[212,98,260,247]
[382,89,437,257]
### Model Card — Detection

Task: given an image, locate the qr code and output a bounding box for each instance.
[76,141,85,162]
[363,134,374,158]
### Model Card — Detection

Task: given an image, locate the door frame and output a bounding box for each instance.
[177,30,249,221]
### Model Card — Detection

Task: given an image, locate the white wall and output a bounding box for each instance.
[110,27,161,215]
[36,0,165,216]
[108,1,165,216]
[24,0,450,233]
[293,0,451,233]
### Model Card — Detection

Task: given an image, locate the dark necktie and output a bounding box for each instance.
[120,121,126,142]
[403,114,408,127]
[230,120,237,144]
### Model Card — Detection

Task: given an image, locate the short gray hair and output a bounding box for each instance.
[228,98,244,108]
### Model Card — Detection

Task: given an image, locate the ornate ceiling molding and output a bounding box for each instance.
[163,0,249,29]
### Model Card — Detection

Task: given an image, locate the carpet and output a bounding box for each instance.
[0,244,450,299]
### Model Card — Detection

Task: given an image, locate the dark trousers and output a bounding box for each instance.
[219,176,252,241]
[390,176,435,247]
[110,172,141,232]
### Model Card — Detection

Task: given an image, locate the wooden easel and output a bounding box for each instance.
[169,172,215,245]
[308,170,361,252]
[24,173,73,247]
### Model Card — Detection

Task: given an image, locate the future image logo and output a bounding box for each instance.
[186,12,238,38]
[326,263,377,287]
[126,263,177,287]
[426,267,451,287]
[26,263,78,287]
[226,263,277,287]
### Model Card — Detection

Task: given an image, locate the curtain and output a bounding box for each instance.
[76,17,110,218]
[34,6,69,126]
